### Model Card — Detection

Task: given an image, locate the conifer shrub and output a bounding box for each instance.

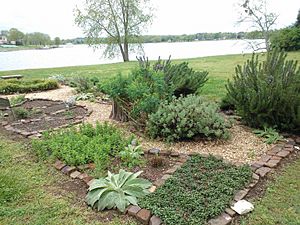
[226,49,300,132]
[147,95,230,142]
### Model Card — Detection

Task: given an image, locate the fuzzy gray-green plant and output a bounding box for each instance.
[86,170,151,212]
[147,95,230,142]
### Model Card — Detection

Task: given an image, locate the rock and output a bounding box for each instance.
[231,200,254,215]
[150,216,162,225]
[136,209,151,224]
[256,167,272,177]
[267,146,282,156]
[225,208,236,217]
[127,205,141,216]
[252,173,259,180]
[78,173,89,180]
[148,148,160,155]
[149,186,157,193]
[208,213,232,225]
[260,155,272,162]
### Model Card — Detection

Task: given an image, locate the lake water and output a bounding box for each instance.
[0,40,264,71]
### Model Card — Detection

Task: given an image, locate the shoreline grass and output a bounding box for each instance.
[1,51,299,100]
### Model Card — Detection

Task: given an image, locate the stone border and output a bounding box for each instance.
[1,99,92,138]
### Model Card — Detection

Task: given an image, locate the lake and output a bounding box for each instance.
[0,40,264,71]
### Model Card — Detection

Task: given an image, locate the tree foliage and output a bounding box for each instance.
[226,48,300,132]
[75,0,153,62]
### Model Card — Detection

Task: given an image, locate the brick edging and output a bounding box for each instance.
[50,135,300,225]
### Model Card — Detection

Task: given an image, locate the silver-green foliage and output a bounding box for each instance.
[147,95,230,142]
[86,170,151,212]
[119,144,143,167]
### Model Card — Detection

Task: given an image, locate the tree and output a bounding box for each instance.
[295,9,300,27]
[54,37,61,46]
[8,28,25,45]
[75,0,153,62]
[237,0,278,51]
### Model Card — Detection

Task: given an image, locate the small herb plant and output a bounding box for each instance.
[32,122,133,167]
[119,144,144,168]
[139,155,252,225]
[86,169,151,212]
[9,95,26,106]
[253,126,285,144]
[13,107,30,119]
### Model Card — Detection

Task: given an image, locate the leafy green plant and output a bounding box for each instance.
[0,79,59,94]
[9,95,26,106]
[32,122,132,167]
[86,169,152,212]
[48,74,66,85]
[139,155,252,225]
[119,144,144,168]
[253,126,285,144]
[147,95,230,142]
[75,93,95,101]
[226,48,300,132]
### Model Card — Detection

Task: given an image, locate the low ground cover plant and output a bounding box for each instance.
[32,122,134,167]
[86,170,151,212]
[226,48,300,132]
[253,126,285,144]
[0,79,59,94]
[139,155,252,225]
[147,95,230,142]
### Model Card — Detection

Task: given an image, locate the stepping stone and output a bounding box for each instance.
[231,200,254,215]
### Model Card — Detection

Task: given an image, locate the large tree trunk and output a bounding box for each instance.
[110,100,128,122]
[119,43,129,62]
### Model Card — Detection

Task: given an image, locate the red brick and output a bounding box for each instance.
[70,171,81,179]
[271,156,282,160]
[225,208,236,217]
[260,155,272,162]
[265,159,281,168]
[61,166,76,175]
[234,189,249,201]
[136,209,151,224]
[267,146,282,156]
[277,150,290,158]
[82,176,94,184]
[78,173,89,180]
[127,205,141,216]
[256,167,272,177]
[53,160,66,170]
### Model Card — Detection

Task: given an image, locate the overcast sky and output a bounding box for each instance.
[0,0,299,39]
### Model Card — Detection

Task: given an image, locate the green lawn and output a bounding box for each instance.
[0,134,137,225]
[240,157,300,225]
[1,51,299,100]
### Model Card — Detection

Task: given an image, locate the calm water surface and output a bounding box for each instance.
[0,40,264,71]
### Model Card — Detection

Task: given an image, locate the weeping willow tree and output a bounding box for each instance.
[75,0,153,62]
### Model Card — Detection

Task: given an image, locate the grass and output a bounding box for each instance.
[0,134,137,225]
[1,51,299,100]
[139,155,252,225]
[241,157,300,225]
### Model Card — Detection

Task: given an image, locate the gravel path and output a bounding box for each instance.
[1,85,272,164]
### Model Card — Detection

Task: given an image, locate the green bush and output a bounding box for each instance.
[271,27,300,51]
[139,155,252,225]
[0,79,59,94]
[13,108,30,119]
[32,122,133,166]
[226,49,300,132]
[9,95,26,106]
[147,95,230,142]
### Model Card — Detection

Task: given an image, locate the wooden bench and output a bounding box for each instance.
[0,75,23,80]
[0,97,15,119]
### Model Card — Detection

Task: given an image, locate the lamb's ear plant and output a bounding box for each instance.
[253,126,285,144]
[86,169,152,212]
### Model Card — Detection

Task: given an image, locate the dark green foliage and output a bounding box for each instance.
[67,76,92,93]
[220,94,235,111]
[32,122,132,166]
[271,27,300,51]
[164,62,208,97]
[226,49,300,132]
[13,108,30,119]
[0,79,59,94]
[147,95,230,142]
[139,155,252,225]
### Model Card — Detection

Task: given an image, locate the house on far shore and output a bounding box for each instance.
[0,36,8,44]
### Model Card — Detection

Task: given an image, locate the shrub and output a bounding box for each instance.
[147,95,230,142]
[32,122,133,166]
[139,155,252,225]
[219,94,235,111]
[226,49,300,132]
[13,108,30,119]
[86,170,151,212]
[0,79,59,94]
[271,27,300,51]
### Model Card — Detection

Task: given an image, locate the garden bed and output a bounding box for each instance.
[1,99,90,137]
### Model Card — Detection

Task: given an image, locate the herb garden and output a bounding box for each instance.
[0,49,299,225]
